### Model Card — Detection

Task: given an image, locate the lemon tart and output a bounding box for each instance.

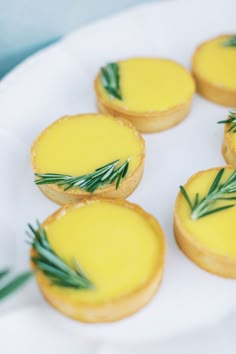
[220,111,236,166]
[192,35,236,106]
[174,166,236,278]
[29,198,166,322]
[94,58,195,133]
[31,114,145,205]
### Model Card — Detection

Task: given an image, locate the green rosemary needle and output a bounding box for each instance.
[27,221,92,289]
[100,62,123,100]
[34,159,129,193]
[218,110,236,133]
[180,168,236,220]
[222,35,236,47]
[0,268,32,302]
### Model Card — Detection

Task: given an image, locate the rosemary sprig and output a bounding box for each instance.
[0,268,32,302]
[35,159,129,193]
[100,62,123,100]
[27,221,92,289]
[218,111,236,133]
[180,168,236,220]
[222,35,236,47]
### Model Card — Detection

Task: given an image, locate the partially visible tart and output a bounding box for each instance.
[31,114,145,205]
[174,166,236,278]
[94,58,195,133]
[31,198,166,323]
[192,35,236,106]
[221,111,236,166]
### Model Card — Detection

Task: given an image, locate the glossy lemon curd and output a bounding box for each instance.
[44,200,162,303]
[98,58,195,112]
[178,168,236,258]
[32,114,143,176]
[194,36,236,89]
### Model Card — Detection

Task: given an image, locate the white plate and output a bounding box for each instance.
[0,0,236,348]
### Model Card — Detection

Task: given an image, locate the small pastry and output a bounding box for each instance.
[219,110,236,166]
[192,35,236,106]
[174,166,236,278]
[29,198,166,322]
[94,58,195,133]
[31,114,145,205]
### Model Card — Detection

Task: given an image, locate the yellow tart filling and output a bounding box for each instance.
[98,58,195,112]
[43,200,163,303]
[193,36,236,90]
[31,114,143,177]
[178,168,236,258]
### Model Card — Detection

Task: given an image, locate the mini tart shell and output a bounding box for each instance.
[192,35,236,107]
[222,123,236,167]
[174,167,236,278]
[94,62,194,134]
[31,114,145,206]
[31,198,166,323]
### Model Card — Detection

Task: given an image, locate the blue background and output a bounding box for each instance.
[0,0,154,78]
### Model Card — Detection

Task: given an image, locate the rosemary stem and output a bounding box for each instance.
[181,168,236,220]
[28,222,92,289]
[191,192,221,220]
[35,159,129,193]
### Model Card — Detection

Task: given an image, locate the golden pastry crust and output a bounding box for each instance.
[31,198,166,323]
[222,123,236,167]
[94,59,195,133]
[31,114,145,205]
[192,35,236,107]
[174,167,236,278]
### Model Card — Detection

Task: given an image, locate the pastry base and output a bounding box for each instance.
[31,114,145,205]
[32,198,166,322]
[192,35,236,107]
[174,173,236,278]
[222,125,236,167]
[192,71,236,107]
[94,77,193,133]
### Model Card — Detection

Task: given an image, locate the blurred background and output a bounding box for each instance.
[0,0,155,78]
